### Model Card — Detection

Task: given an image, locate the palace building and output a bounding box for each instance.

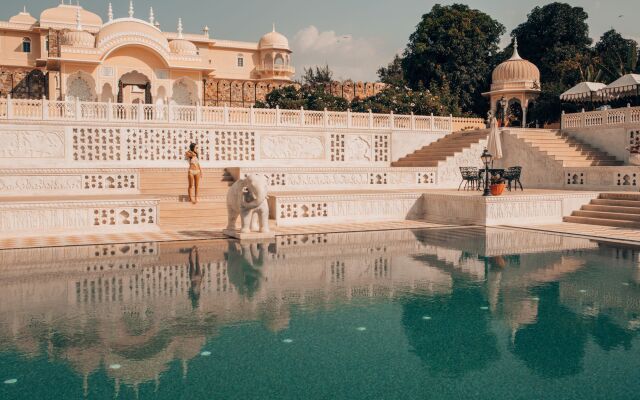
[0,2,297,106]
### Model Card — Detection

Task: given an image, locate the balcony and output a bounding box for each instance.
[255,64,295,77]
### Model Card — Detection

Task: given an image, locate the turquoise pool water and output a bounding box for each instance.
[1,227,640,399]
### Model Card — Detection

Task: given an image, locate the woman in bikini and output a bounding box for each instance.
[185,143,202,204]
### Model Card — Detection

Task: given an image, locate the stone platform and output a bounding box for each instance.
[422,189,599,226]
[0,195,160,234]
[268,189,425,227]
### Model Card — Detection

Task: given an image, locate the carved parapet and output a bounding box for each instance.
[0,198,159,234]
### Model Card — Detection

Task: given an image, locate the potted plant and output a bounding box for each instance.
[490,174,506,196]
[627,140,640,166]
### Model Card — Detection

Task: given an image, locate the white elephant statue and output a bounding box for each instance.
[226,174,270,233]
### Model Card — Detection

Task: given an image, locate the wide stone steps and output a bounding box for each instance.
[138,168,234,230]
[582,204,640,214]
[159,198,229,229]
[591,198,640,207]
[140,168,233,197]
[563,216,640,229]
[392,129,488,167]
[564,193,640,228]
[516,130,623,167]
[572,210,640,222]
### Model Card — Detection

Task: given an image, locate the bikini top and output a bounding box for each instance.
[187,151,200,165]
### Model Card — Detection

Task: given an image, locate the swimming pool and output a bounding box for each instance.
[1,227,639,399]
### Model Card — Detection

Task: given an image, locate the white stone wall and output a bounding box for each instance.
[231,167,437,191]
[563,125,631,164]
[269,192,424,226]
[423,192,598,226]
[0,169,138,196]
[494,129,565,189]
[0,198,159,234]
[0,121,447,169]
[436,139,488,188]
[563,167,640,191]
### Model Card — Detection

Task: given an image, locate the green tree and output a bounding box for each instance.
[301,64,333,87]
[594,29,638,83]
[511,2,592,123]
[512,3,591,87]
[254,84,349,111]
[401,4,505,116]
[377,55,406,87]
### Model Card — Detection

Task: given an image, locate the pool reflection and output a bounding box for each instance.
[0,227,640,397]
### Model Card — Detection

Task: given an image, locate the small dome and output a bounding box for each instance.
[169,39,198,56]
[259,27,289,50]
[62,30,95,48]
[9,10,37,25]
[40,5,102,29]
[492,41,540,84]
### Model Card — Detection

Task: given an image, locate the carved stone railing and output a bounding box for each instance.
[0,95,484,133]
[562,105,640,129]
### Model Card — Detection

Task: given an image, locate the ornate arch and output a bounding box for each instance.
[99,36,171,67]
[171,78,197,106]
[66,71,96,101]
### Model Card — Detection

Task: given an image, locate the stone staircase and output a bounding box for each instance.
[564,193,640,228]
[391,130,489,167]
[515,130,622,167]
[139,168,234,229]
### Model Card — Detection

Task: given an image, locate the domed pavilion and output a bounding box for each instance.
[483,39,541,127]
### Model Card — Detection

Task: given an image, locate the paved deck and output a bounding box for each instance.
[510,223,640,246]
[0,220,454,250]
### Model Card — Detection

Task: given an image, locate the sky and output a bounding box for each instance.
[4,0,639,81]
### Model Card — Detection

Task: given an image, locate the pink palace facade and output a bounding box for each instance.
[0,2,296,107]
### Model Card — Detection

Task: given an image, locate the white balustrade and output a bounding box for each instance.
[562,105,640,129]
[0,97,475,132]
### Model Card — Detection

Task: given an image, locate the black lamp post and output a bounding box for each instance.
[481,149,493,196]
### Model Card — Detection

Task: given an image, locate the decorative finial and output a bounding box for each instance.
[108,3,113,21]
[128,1,134,18]
[23,5,26,13]
[75,7,82,30]
[511,37,521,60]
[272,23,276,32]
[149,7,154,25]
[177,18,183,39]
[203,25,209,38]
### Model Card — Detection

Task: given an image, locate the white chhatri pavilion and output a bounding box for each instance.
[483,39,541,127]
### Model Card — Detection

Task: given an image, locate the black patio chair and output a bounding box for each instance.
[504,166,523,191]
[458,167,480,191]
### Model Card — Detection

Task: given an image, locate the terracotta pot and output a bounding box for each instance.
[490,183,506,196]
[629,153,640,166]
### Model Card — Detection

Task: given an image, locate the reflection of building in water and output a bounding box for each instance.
[0,230,451,391]
[2,228,639,386]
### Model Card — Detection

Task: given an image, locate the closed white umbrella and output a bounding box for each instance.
[487,117,503,160]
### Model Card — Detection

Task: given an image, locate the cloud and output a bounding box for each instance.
[291,25,391,82]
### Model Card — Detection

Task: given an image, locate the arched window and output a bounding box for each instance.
[22,38,31,53]
[274,54,284,66]
[237,54,244,67]
[45,36,49,52]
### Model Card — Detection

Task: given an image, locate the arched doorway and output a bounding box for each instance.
[507,98,523,127]
[100,83,114,102]
[118,71,152,104]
